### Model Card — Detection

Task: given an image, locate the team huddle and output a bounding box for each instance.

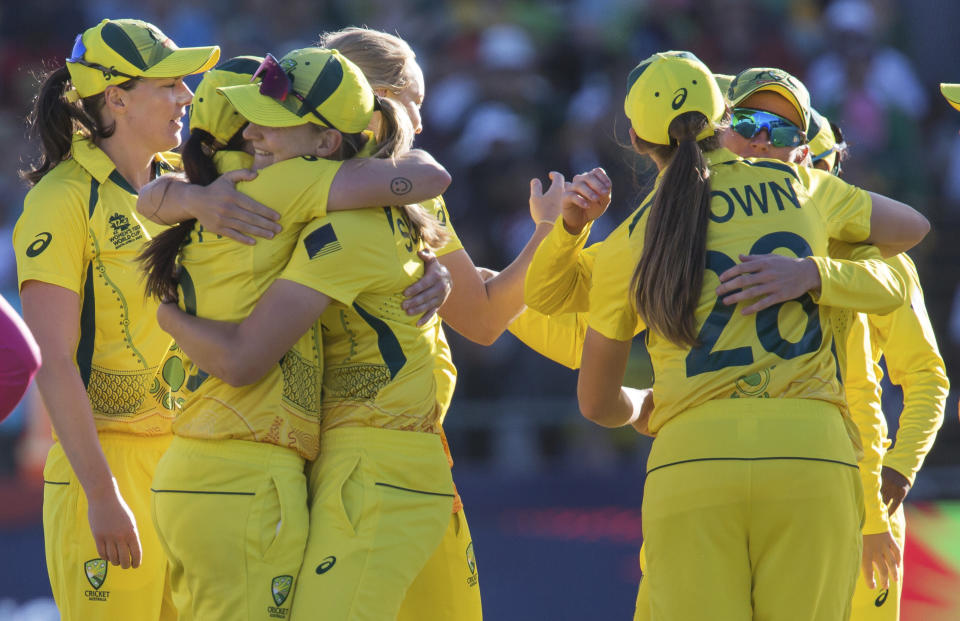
[10,14,958,621]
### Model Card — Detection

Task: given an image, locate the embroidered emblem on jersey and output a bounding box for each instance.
[466,542,479,586]
[271,575,292,606]
[280,349,320,414]
[84,559,107,589]
[268,574,293,618]
[303,223,341,258]
[108,212,143,249]
[87,367,153,415]
[324,363,391,400]
[731,368,771,398]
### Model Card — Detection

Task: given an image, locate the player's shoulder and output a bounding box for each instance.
[23,159,90,214]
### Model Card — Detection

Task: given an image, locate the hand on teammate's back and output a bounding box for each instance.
[87,478,142,570]
[403,250,453,326]
[188,169,283,245]
[715,253,821,315]
[559,167,612,235]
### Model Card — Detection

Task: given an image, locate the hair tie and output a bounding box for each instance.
[373,95,383,112]
[64,87,81,103]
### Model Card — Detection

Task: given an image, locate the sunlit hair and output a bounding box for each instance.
[631,111,721,347]
[21,65,139,186]
[318,27,447,250]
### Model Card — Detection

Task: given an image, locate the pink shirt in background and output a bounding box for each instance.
[0,294,40,421]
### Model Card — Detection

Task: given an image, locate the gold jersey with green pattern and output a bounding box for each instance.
[589,147,873,433]
[14,135,184,437]
[280,205,447,434]
[833,252,948,534]
[430,196,462,422]
[171,153,340,459]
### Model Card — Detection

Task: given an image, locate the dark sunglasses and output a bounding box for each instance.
[731,107,806,148]
[253,53,339,131]
[66,34,138,81]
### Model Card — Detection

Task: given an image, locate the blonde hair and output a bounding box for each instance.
[318,27,448,250]
[318,27,417,95]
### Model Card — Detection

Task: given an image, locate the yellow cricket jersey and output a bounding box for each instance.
[14,134,183,437]
[589,148,873,433]
[279,206,447,435]
[508,309,588,370]
[840,254,948,534]
[525,219,600,315]
[810,241,906,316]
[429,196,462,423]
[171,153,342,459]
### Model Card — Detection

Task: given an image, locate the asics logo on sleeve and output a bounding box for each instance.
[874,588,889,607]
[315,556,337,574]
[25,232,52,257]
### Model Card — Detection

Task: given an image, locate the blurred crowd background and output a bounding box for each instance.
[3,0,960,619]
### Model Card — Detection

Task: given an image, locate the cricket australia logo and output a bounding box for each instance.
[108,212,143,249]
[83,558,110,601]
[272,575,292,606]
[84,559,107,590]
[465,542,479,587]
[268,575,293,618]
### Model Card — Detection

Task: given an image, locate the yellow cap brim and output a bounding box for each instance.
[941,84,960,112]
[732,83,807,131]
[143,46,221,79]
[217,83,312,128]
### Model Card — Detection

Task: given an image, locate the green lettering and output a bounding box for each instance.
[709,190,735,223]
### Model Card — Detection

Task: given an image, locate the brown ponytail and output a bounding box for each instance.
[21,65,137,186]
[139,127,247,302]
[631,112,718,347]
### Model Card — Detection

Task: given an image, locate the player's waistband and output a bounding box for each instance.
[647,398,858,475]
[319,426,444,454]
[166,435,305,469]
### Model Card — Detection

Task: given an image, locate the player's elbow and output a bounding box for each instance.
[216,356,271,387]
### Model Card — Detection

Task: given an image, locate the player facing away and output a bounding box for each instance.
[14,18,219,621]
[562,51,929,620]
[138,48,451,621]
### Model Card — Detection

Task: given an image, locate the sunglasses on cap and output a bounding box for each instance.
[66,34,138,81]
[253,53,341,131]
[731,107,806,148]
[811,142,846,176]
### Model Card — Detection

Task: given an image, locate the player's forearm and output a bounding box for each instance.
[34,357,115,498]
[157,305,257,386]
[524,218,594,315]
[137,174,193,225]
[508,309,587,369]
[810,256,906,315]
[883,371,948,482]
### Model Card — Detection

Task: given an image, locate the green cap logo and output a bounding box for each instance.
[271,575,293,606]
[84,559,107,590]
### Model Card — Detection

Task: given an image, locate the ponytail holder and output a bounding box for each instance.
[373,95,383,112]
[64,87,81,103]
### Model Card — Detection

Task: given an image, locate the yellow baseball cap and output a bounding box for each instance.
[66,19,220,98]
[624,51,725,145]
[713,73,735,97]
[806,108,840,173]
[189,56,263,145]
[217,48,374,133]
[940,83,960,112]
[727,67,811,131]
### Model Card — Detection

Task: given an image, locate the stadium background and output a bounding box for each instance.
[2,0,960,618]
